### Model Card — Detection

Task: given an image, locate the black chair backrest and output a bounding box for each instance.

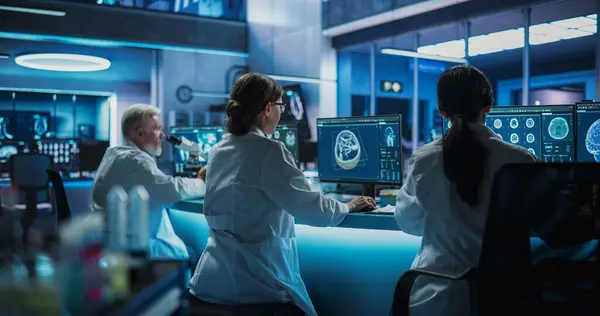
[480,163,600,314]
[9,153,53,204]
[46,169,71,223]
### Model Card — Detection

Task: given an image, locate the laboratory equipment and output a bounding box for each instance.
[170,126,225,177]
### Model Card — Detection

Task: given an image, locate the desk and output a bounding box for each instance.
[170,198,400,231]
[168,198,420,316]
[168,198,599,316]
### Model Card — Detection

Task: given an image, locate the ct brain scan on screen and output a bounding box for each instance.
[485,105,574,162]
[317,115,402,184]
[443,106,575,162]
[576,102,600,162]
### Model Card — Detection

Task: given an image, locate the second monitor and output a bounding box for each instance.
[486,105,574,162]
[317,115,402,186]
[171,124,300,177]
[442,105,575,162]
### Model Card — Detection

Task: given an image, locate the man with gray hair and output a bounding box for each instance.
[91,103,206,259]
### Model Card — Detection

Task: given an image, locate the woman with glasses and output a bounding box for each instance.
[188,72,375,315]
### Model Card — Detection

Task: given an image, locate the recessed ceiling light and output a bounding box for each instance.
[14,53,111,72]
[0,54,9,59]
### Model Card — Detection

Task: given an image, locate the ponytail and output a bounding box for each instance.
[225,100,252,136]
[442,116,489,206]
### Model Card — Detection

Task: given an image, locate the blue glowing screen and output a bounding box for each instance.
[576,102,600,162]
[171,126,225,176]
[443,105,574,162]
[317,115,402,184]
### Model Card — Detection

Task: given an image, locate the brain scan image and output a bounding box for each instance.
[526,118,535,128]
[285,131,296,147]
[334,130,361,170]
[526,133,535,144]
[493,119,502,129]
[0,117,13,140]
[447,120,452,130]
[274,130,280,139]
[287,90,305,121]
[33,115,48,138]
[384,126,396,147]
[585,119,600,161]
[510,133,519,144]
[509,118,519,129]
[548,117,569,140]
[528,148,536,155]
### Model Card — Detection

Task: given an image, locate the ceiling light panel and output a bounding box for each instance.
[413,13,598,59]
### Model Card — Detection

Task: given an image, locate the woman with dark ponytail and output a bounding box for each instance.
[189,73,375,316]
[394,65,536,315]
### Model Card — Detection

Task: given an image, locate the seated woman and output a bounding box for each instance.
[188,72,375,316]
[394,65,536,315]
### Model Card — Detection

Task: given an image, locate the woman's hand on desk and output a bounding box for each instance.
[197,167,207,182]
[345,196,376,212]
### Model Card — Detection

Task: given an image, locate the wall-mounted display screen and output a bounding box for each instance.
[280,84,311,140]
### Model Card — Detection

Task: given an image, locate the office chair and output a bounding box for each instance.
[390,163,600,316]
[46,168,71,223]
[9,154,54,246]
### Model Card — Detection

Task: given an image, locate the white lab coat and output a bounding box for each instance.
[189,126,349,316]
[394,123,536,316]
[91,141,206,259]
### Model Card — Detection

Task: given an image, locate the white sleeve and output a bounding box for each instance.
[132,156,206,203]
[260,143,349,227]
[394,156,426,236]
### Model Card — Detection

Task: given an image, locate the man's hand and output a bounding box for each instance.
[197,167,207,182]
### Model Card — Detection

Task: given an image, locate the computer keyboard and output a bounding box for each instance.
[366,204,395,214]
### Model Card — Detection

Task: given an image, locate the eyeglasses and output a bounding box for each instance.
[274,102,286,112]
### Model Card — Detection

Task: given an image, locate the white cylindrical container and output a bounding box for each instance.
[128,185,149,255]
[106,186,128,251]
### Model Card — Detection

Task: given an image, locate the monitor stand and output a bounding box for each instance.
[362,184,376,199]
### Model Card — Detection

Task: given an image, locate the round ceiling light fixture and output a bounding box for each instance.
[14,53,111,72]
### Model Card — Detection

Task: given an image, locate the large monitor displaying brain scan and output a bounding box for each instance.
[317,115,402,184]
[486,105,574,162]
[266,124,299,166]
[171,126,225,176]
[280,85,311,140]
[576,102,600,162]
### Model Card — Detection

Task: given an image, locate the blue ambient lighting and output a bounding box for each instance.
[0,32,249,58]
[15,53,111,72]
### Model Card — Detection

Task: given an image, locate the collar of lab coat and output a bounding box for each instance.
[121,138,156,161]
[248,125,265,137]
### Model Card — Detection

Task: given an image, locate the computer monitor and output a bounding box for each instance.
[317,115,402,194]
[486,105,575,162]
[280,85,311,140]
[79,140,110,178]
[35,139,80,178]
[0,111,53,140]
[170,126,225,176]
[575,101,600,162]
[266,124,299,166]
[0,140,30,179]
